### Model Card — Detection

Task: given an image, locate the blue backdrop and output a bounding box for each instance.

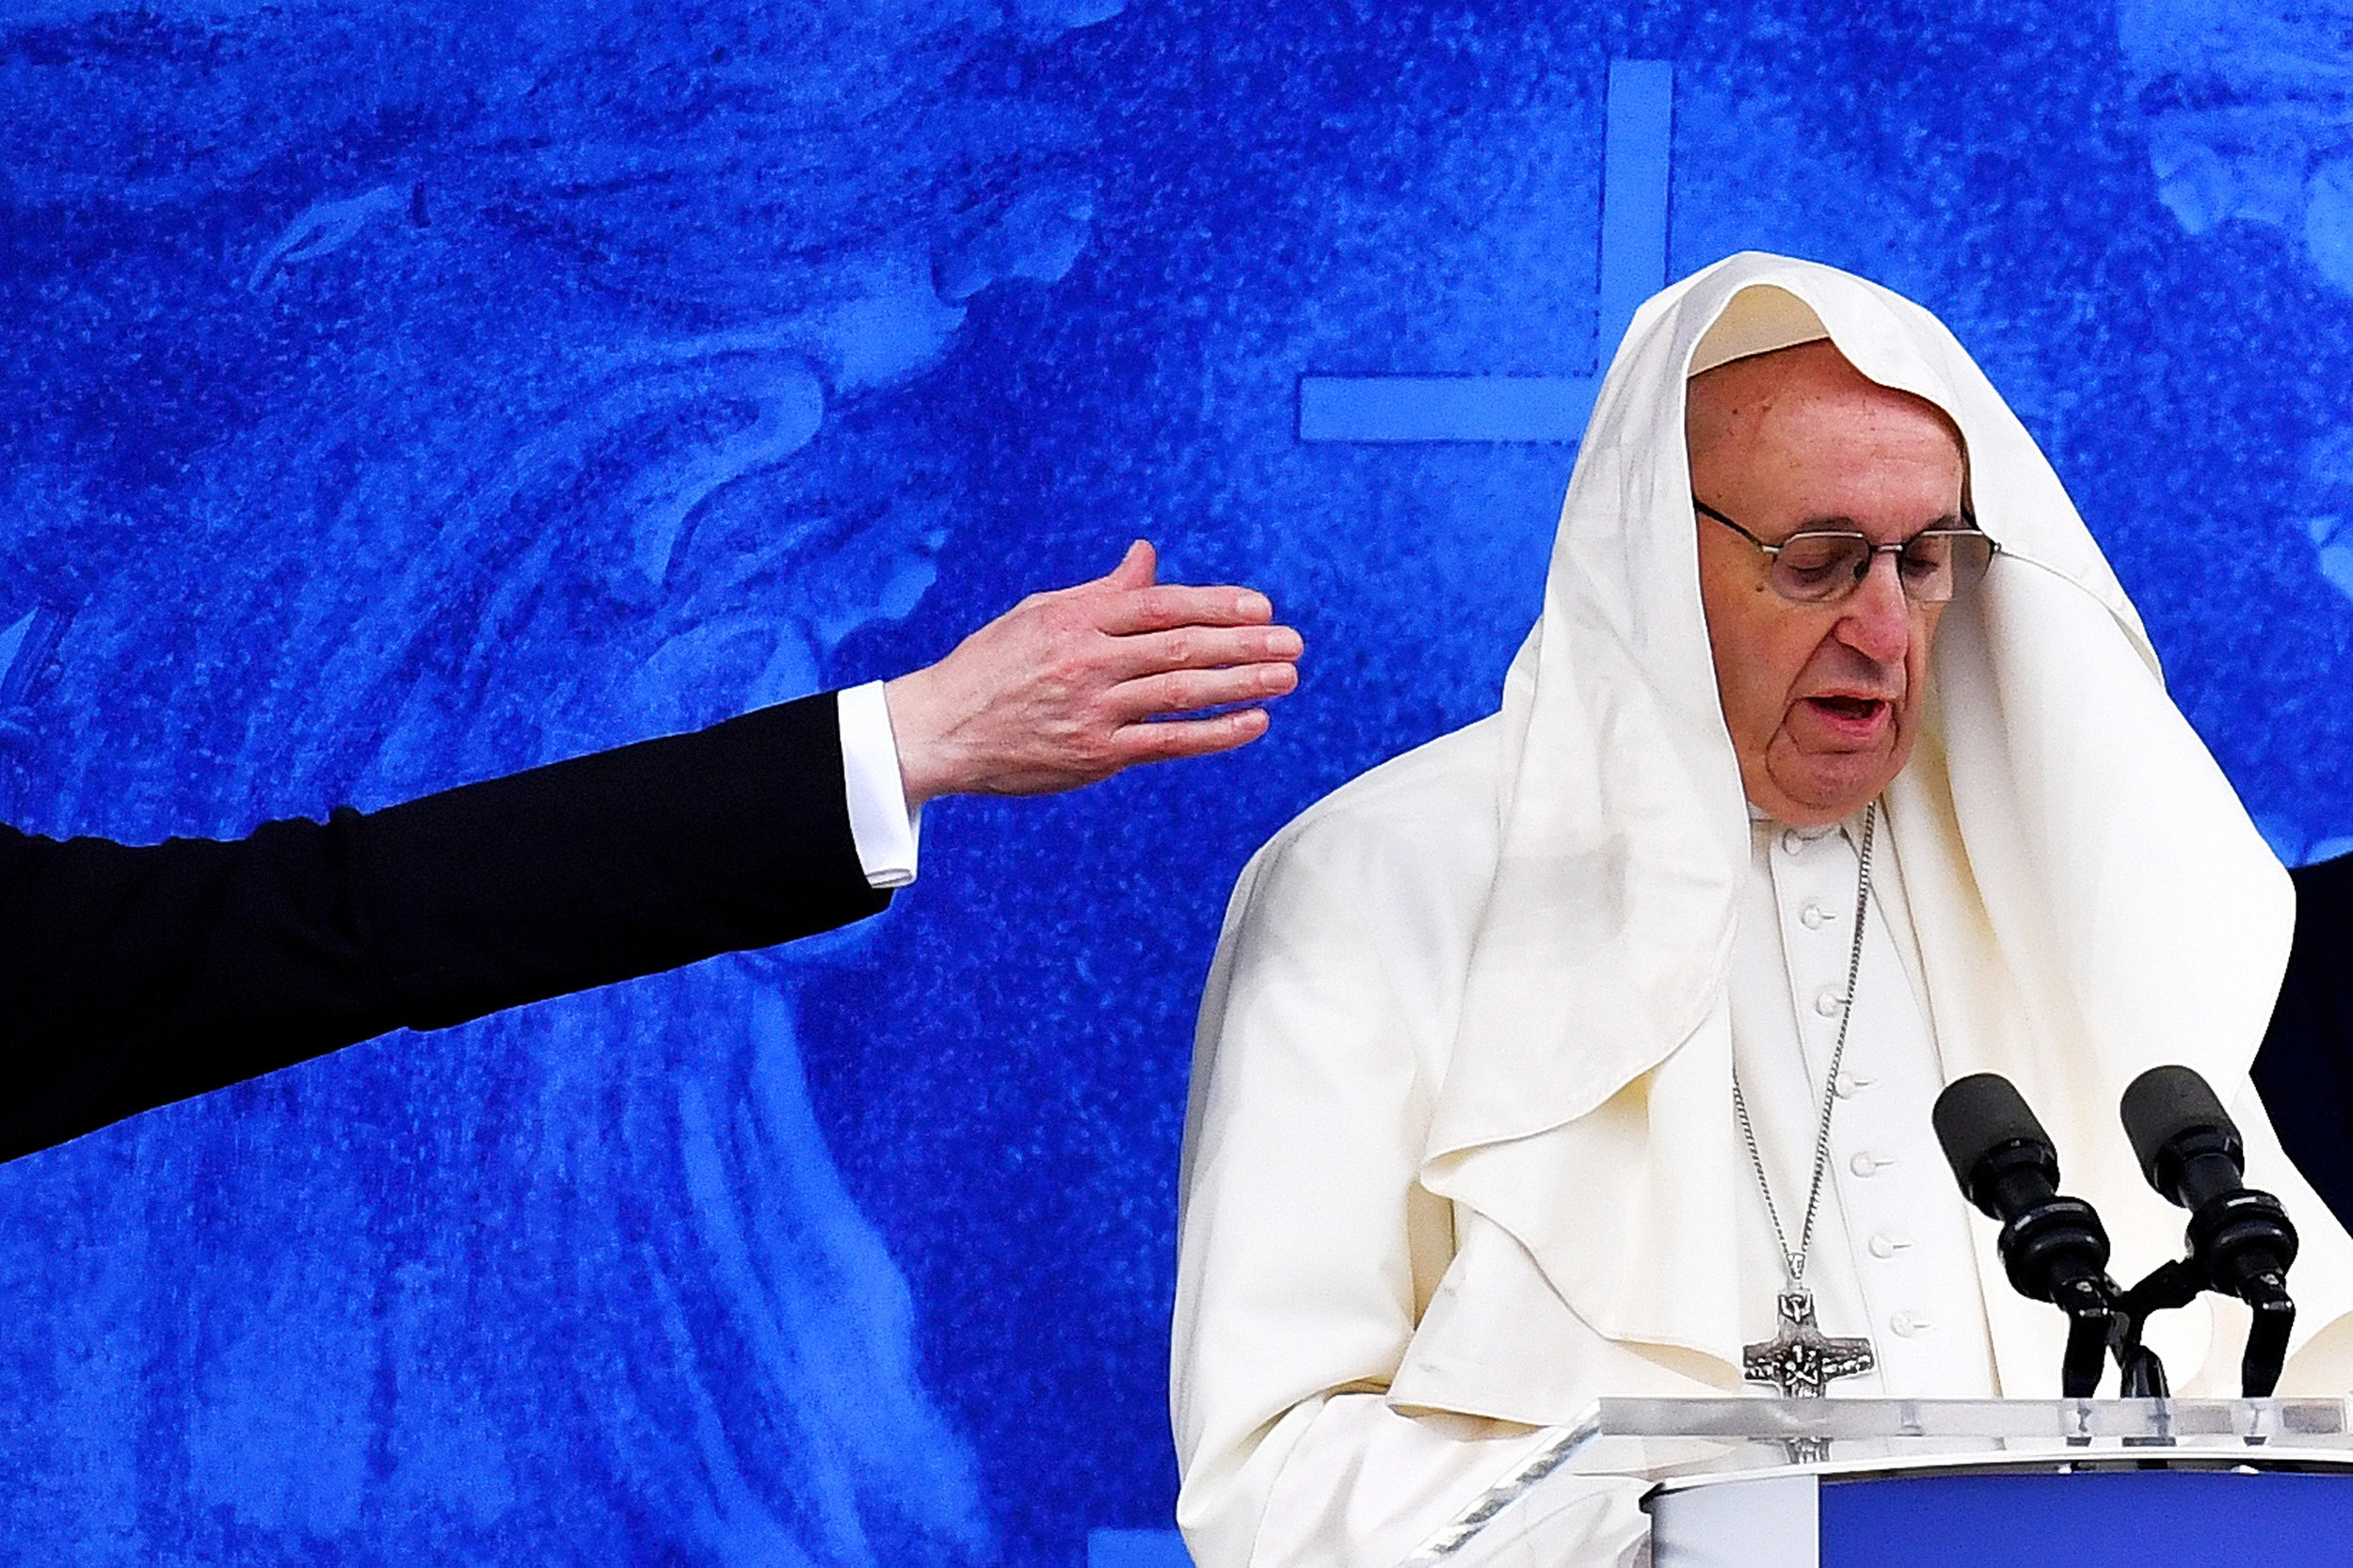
[6,0,2353,1562]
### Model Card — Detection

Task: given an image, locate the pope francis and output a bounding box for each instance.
[1171,253,2353,1565]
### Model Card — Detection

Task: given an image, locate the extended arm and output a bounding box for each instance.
[0,694,876,1162]
[0,541,1305,1161]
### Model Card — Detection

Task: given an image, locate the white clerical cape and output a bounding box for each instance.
[1172,254,2353,1568]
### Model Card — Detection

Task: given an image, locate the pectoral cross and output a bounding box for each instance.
[1743,1288,1876,1399]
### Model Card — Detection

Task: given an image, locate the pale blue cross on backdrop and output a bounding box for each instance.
[1297,59,1673,444]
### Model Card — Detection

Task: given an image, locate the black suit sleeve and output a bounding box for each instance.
[2255,853,2353,1225]
[0,692,890,1162]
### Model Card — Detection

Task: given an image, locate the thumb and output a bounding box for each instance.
[1106,538,1157,589]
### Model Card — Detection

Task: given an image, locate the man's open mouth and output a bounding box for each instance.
[1809,695,1885,720]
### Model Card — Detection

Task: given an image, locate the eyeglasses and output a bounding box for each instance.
[1694,499,1998,605]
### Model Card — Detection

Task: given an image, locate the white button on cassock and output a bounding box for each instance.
[1890,1311,1929,1337]
[1801,901,1831,930]
[1814,987,1846,1016]
[1868,1233,1912,1259]
[1849,1151,1894,1176]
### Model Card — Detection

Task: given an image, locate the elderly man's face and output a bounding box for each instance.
[1689,342,1967,827]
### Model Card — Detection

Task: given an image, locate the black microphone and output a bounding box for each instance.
[1934,1073,2114,1303]
[2119,1064,2298,1396]
[1932,1073,2116,1396]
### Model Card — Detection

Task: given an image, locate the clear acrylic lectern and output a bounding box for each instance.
[1401,1398,2353,1567]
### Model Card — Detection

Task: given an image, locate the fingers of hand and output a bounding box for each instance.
[1107,661,1297,720]
[1094,583,1276,634]
[1109,708,1272,764]
[1098,622,1303,680]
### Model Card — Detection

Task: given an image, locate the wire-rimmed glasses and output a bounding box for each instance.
[1695,498,1998,605]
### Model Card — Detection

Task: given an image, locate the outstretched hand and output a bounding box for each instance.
[884,541,1303,807]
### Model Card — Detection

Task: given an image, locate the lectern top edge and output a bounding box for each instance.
[1399,1397,2353,1567]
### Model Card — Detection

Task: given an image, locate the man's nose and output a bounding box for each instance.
[1837,552,1913,665]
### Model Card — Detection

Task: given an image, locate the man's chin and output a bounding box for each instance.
[1758,744,1902,825]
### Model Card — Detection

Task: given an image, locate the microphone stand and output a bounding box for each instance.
[2105,1258,2199,1400]
[2041,1263,2175,1408]
[2053,1276,2116,1400]
[2238,1272,2297,1400]
[2056,1252,2289,1403]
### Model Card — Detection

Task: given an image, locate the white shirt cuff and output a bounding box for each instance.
[836,681,921,889]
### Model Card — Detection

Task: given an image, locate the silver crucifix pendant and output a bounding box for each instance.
[1744,1288,1877,1399]
[1743,1288,1876,1463]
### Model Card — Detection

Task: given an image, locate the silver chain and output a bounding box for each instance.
[1732,800,1876,1288]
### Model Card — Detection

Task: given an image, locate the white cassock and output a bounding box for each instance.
[1171,256,2353,1568]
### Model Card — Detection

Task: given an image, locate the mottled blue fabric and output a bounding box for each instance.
[5,0,2353,1562]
